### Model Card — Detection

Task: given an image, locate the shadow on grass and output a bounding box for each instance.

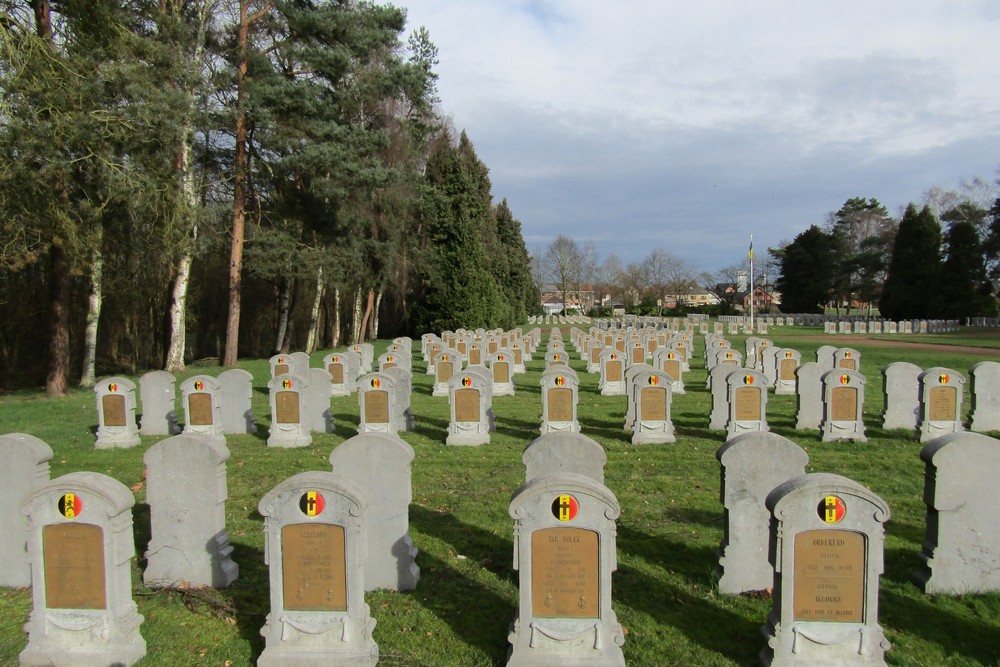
[227,540,269,664]
[613,536,762,664]
[879,587,1000,665]
[411,415,450,443]
[494,416,541,442]
[408,506,516,662]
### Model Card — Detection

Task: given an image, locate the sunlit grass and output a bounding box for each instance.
[1,325,999,666]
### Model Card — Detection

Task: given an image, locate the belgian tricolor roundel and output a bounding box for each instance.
[939,374,950,384]
[648,375,660,386]
[108,382,119,393]
[554,353,561,361]
[818,495,846,523]
[785,351,793,358]
[371,378,381,389]
[555,376,566,387]
[667,352,676,360]
[839,374,850,385]
[194,380,204,391]
[497,354,505,362]
[299,491,325,517]
[58,493,82,519]
[282,378,293,389]
[551,494,579,522]
[462,376,473,387]
[743,374,755,386]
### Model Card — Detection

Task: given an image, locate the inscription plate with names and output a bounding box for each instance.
[640,387,667,421]
[494,363,510,383]
[928,385,957,421]
[43,523,107,610]
[531,527,599,619]
[188,392,213,426]
[830,386,858,422]
[631,348,645,364]
[328,364,344,384]
[437,364,454,383]
[838,358,857,371]
[591,349,602,364]
[793,529,864,623]
[734,386,762,421]
[454,388,480,423]
[275,391,300,424]
[606,361,623,383]
[274,364,290,377]
[282,523,347,611]
[364,390,390,424]
[102,395,127,427]
[547,388,573,422]
[662,360,681,380]
[469,350,482,365]
[381,362,397,370]
[779,359,797,381]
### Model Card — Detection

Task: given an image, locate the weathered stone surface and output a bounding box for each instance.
[139,371,177,436]
[0,433,53,587]
[522,432,606,484]
[968,361,1000,433]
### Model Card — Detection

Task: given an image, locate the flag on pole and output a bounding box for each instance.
[748,237,754,261]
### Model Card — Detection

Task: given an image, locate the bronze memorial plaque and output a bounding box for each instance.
[830,386,857,422]
[282,523,347,611]
[188,392,214,426]
[793,529,865,623]
[494,363,510,384]
[275,391,300,424]
[514,349,523,365]
[591,349,602,364]
[469,349,482,365]
[274,364,290,376]
[631,348,645,364]
[928,386,957,421]
[734,386,761,421]
[532,527,600,619]
[437,363,454,383]
[640,387,667,421]
[663,360,680,380]
[364,390,390,424]
[382,362,397,370]
[328,364,344,384]
[606,361,623,383]
[454,388,480,423]
[779,359,797,381]
[101,395,127,427]
[43,523,107,609]
[548,388,573,422]
[838,358,857,370]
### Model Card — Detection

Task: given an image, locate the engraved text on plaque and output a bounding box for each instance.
[282,523,347,611]
[793,529,864,622]
[532,527,599,619]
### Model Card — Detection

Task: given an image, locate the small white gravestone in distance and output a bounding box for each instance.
[94,377,141,448]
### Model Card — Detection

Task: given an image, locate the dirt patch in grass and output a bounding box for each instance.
[816,335,1000,357]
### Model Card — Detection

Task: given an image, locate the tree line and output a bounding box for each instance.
[0,0,537,394]
[774,193,1000,319]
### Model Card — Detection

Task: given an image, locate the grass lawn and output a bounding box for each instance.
[1,325,999,667]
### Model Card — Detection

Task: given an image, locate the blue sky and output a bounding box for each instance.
[401,1,1000,273]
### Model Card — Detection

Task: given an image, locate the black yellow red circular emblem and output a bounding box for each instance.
[194,380,204,391]
[648,375,659,386]
[498,354,505,361]
[58,493,82,519]
[554,375,566,386]
[299,491,325,517]
[785,351,793,358]
[839,374,850,385]
[744,375,755,385]
[551,494,580,522]
[818,495,846,523]
[462,376,473,387]
[371,378,381,389]
[939,374,950,384]
[108,382,119,393]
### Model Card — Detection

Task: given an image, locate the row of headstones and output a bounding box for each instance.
[717,429,1000,666]
[967,317,1000,326]
[821,319,961,334]
[569,326,690,395]
[528,315,591,324]
[2,430,419,666]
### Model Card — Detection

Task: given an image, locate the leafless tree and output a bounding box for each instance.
[544,235,582,314]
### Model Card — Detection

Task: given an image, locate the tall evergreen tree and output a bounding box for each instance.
[774,225,836,313]
[879,204,943,319]
[939,221,997,319]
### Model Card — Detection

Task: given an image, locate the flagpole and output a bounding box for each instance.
[749,235,755,333]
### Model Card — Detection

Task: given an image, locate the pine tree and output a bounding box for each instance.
[939,221,997,319]
[879,205,943,319]
[775,226,836,313]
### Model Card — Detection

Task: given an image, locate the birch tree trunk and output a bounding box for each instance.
[372,287,383,340]
[274,276,291,353]
[80,247,103,387]
[351,289,363,344]
[305,267,324,353]
[331,286,340,348]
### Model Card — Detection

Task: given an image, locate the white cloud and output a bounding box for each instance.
[401,1,1000,269]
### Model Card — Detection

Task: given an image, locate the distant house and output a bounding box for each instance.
[539,283,598,315]
[666,289,721,307]
[743,286,779,312]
